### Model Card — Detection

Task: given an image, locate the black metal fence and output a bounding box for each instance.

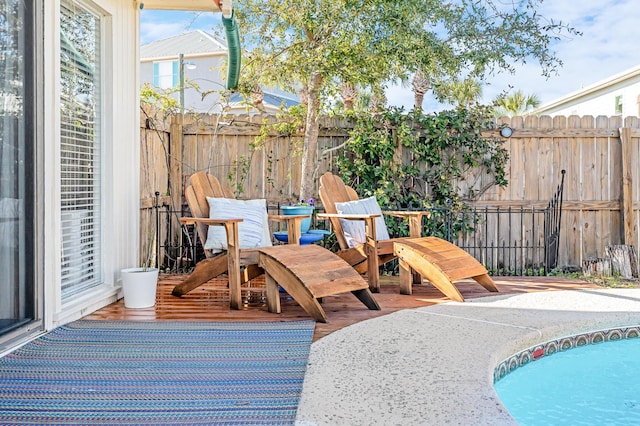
[420,205,553,276]
[148,200,333,273]
[149,171,565,276]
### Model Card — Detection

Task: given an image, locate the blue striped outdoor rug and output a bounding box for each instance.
[0,320,316,425]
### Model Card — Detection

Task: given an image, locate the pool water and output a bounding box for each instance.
[495,337,640,425]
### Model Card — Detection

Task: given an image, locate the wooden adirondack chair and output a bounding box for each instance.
[318,172,499,302]
[173,172,305,308]
[175,171,380,322]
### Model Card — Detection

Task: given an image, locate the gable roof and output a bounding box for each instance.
[141,30,226,60]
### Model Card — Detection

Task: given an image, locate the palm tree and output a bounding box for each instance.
[368,88,387,113]
[441,78,483,108]
[333,84,376,113]
[412,69,430,110]
[340,82,358,112]
[493,90,540,117]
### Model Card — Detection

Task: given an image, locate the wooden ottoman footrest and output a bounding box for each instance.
[393,237,499,302]
[258,244,380,322]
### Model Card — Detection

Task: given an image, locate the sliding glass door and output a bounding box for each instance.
[0,1,41,342]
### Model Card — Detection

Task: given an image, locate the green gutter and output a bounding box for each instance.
[222,10,241,90]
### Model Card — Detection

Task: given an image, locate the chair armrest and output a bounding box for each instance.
[316,213,379,244]
[383,210,429,219]
[316,213,381,220]
[382,210,429,238]
[180,217,243,226]
[180,217,242,256]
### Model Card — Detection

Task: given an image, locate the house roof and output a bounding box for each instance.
[534,63,640,114]
[141,30,226,61]
[230,92,300,109]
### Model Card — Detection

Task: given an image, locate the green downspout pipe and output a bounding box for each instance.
[222,10,241,90]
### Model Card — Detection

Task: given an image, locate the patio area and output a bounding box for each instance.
[83,274,640,423]
[86,274,601,341]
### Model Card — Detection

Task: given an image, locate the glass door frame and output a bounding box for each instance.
[0,0,44,352]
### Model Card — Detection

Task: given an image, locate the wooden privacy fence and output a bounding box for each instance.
[140,111,640,271]
[484,115,640,269]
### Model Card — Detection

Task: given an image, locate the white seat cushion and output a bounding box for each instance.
[204,197,272,253]
[335,196,390,248]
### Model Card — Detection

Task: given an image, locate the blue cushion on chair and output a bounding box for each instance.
[335,196,390,248]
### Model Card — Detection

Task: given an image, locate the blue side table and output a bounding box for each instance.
[273,229,330,245]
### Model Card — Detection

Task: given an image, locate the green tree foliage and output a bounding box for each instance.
[337,106,508,209]
[493,90,542,117]
[235,0,578,198]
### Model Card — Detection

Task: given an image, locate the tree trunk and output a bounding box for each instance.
[344,99,354,111]
[606,244,638,279]
[412,69,429,111]
[299,72,323,200]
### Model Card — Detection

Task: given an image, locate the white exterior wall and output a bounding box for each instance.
[536,68,640,118]
[43,0,140,330]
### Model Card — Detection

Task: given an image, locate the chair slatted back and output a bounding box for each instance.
[319,172,360,251]
[185,172,235,258]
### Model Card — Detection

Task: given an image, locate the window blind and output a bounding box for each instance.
[59,0,102,300]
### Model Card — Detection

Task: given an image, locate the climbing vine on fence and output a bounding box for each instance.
[335,105,509,238]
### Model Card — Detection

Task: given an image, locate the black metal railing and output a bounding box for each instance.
[421,205,553,276]
[148,200,334,273]
[149,172,566,276]
[544,170,566,273]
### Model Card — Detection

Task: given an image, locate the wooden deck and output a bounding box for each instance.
[85,274,600,341]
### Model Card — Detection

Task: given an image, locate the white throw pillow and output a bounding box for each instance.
[335,196,390,248]
[204,197,272,252]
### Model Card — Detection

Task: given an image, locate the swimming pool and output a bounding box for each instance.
[494,327,640,425]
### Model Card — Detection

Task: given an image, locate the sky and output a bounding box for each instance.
[140,1,640,111]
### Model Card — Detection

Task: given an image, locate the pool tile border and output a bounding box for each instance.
[494,325,640,383]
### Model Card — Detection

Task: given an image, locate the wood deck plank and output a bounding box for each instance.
[85,274,600,342]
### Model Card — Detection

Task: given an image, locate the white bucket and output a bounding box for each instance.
[121,267,159,308]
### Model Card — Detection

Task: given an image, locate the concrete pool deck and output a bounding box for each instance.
[295,288,640,425]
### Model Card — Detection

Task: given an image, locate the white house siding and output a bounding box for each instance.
[42,0,140,331]
[535,66,640,118]
[140,54,227,112]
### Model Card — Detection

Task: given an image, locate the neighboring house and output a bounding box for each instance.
[533,64,640,118]
[141,30,299,114]
[141,30,228,113]
[0,0,224,355]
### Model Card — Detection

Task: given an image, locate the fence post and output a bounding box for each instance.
[620,127,636,247]
[169,114,184,257]
[169,114,183,213]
